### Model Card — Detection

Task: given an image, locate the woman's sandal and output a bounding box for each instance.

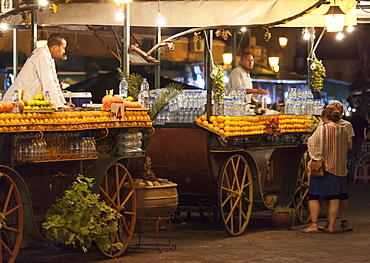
[302,222,320,234]
[324,228,335,234]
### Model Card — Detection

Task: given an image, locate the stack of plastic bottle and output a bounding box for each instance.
[151,89,206,124]
[285,87,320,115]
[138,78,150,108]
[115,131,143,157]
[17,138,47,162]
[225,88,248,116]
[68,137,97,158]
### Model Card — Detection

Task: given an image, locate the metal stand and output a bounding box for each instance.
[133,215,176,253]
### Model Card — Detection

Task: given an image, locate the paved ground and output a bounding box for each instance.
[9,182,370,263]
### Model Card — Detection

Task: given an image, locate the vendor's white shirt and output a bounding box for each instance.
[3,45,66,108]
[227,66,253,103]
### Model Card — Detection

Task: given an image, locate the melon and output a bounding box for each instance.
[102,95,114,104]
[113,95,124,103]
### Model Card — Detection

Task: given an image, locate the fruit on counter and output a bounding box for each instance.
[0,101,14,112]
[113,95,124,103]
[34,93,43,100]
[102,101,112,111]
[196,115,316,137]
[0,110,152,132]
[102,94,115,104]
[124,110,151,121]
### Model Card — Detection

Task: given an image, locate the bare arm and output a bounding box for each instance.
[246,88,269,95]
[348,137,353,150]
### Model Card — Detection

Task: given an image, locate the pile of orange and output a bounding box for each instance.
[196,114,315,137]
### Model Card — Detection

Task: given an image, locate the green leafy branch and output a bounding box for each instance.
[42,175,122,253]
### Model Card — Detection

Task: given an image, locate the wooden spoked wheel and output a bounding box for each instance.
[293,152,310,224]
[97,163,136,258]
[0,172,23,263]
[219,154,253,236]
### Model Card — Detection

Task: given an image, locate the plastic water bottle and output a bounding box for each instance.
[229,88,237,116]
[44,90,51,101]
[140,78,150,108]
[11,90,19,113]
[119,78,128,100]
[138,90,145,106]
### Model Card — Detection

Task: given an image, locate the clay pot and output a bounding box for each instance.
[271,210,295,230]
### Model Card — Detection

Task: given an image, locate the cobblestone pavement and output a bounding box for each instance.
[11,182,370,263]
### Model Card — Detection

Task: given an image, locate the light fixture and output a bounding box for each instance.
[115,8,124,21]
[0,22,8,30]
[346,25,354,32]
[268,56,279,68]
[240,27,247,33]
[157,0,166,26]
[38,0,49,6]
[114,0,133,3]
[278,35,288,47]
[157,13,166,26]
[336,32,344,40]
[222,53,233,65]
[36,29,48,48]
[323,3,346,32]
[302,27,315,41]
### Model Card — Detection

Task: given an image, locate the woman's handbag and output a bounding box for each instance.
[311,159,325,177]
[310,124,326,178]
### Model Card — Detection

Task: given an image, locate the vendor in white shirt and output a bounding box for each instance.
[227,53,269,105]
[3,33,74,110]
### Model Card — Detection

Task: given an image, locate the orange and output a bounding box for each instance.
[202,120,209,126]
[200,115,207,121]
[213,126,220,132]
[216,116,225,123]
[207,123,214,129]
[224,126,231,132]
[209,116,216,123]
[212,121,218,127]
[218,123,225,129]
[195,118,202,124]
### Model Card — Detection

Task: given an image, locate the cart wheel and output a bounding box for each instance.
[0,172,23,263]
[293,152,310,224]
[218,154,253,236]
[97,163,136,258]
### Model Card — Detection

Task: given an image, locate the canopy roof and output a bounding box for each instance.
[6,0,357,28]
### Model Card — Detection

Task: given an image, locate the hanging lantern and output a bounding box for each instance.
[323,5,346,32]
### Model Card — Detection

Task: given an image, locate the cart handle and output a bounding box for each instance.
[141,126,155,140]
[15,130,44,147]
[94,127,109,141]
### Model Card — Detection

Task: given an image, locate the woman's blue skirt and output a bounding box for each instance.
[308,170,348,196]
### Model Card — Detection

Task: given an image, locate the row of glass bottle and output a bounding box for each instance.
[68,137,97,158]
[16,139,47,162]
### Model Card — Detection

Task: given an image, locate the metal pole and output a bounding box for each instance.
[231,29,237,69]
[13,28,18,79]
[204,30,213,117]
[123,3,130,75]
[31,10,37,51]
[155,27,161,89]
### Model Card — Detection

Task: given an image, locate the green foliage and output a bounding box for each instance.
[117,68,143,101]
[0,213,6,230]
[42,175,122,253]
[211,66,226,103]
[148,82,183,121]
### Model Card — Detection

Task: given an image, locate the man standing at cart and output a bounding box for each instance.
[227,53,269,104]
[3,33,74,110]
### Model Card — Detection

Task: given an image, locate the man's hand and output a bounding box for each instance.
[257,89,269,95]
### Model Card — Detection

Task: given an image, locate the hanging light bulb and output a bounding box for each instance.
[157,12,166,26]
[336,32,344,40]
[346,25,354,33]
[115,8,124,21]
[240,27,247,33]
[38,0,48,6]
[0,22,8,30]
